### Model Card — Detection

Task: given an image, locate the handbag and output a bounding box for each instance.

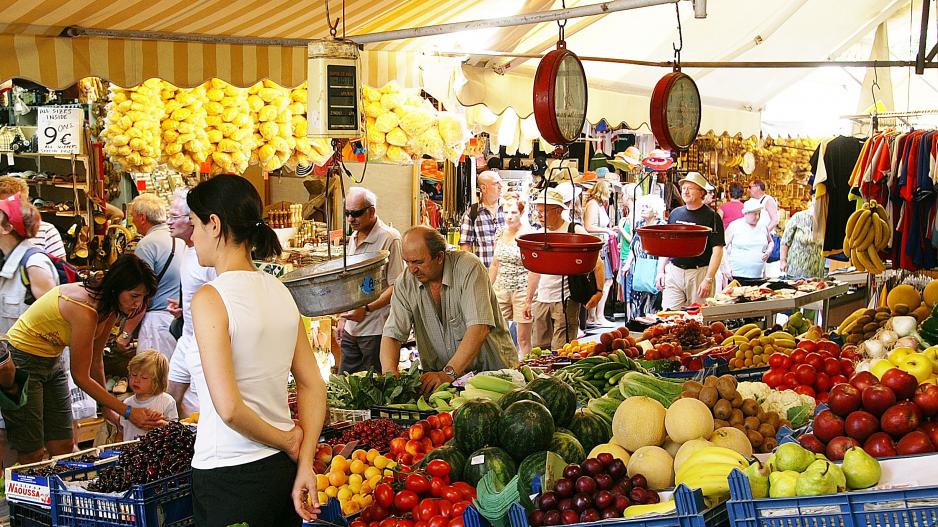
[767,234,781,263]
[565,222,599,304]
[169,298,183,339]
[632,257,659,293]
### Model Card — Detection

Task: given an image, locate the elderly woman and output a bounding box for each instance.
[725,199,773,285]
[623,194,665,320]
[489,194,532,355]
[583,180,616,326]
[780,201,825,278]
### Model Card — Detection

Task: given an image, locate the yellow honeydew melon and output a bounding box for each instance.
[665,397,715,443]
[673,438,715,473]
[588,442,631,465]
[612,396,666,452]
[709,427,753,458]
[627,446,674,490]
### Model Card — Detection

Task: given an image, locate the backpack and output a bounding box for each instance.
[564,222,599,304]
[19,246,81,304]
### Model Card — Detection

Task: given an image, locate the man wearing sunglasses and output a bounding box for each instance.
[337,187,403,374]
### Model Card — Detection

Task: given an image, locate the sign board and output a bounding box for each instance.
[37,106,83,155]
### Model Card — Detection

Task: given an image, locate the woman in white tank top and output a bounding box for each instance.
[187,174,327,526]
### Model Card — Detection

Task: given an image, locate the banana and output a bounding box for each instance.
[851,249,867,272]
[854,222,876,251]
[845,209,862,240]
[734,323,759,336]
[866,244,885,274]
[675,464,743,484]
[686,446,750,466]
[722,335,749,345]
[842,230,852,254]
[837,308,868,334]
[872,202,889,223]
[622,500,676,518]
[743,327,763,341]
[676,475,732,498]
[773,339,796,349]
[851,209,872,246]
[877,216,891,249]
[854,247,875,274]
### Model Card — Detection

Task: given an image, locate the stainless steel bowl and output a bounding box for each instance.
[281,250,390,316]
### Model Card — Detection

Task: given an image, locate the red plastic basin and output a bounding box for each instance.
[637,224,712,258]
[517,232,604,275]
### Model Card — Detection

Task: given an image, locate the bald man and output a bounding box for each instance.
[458,170,504,267]
[382,226,516,394]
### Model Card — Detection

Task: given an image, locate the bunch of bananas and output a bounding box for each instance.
[674,446,751,498]
[101,79,164,173]
[159,82,210,174]
[203,79,253,174]
[844,200,890,274]
[247,80,294,172]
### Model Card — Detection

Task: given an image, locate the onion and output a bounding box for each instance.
[875,329,898,349]
[887,316,919,338]
[860,339,886,359]
[895,336,920,350]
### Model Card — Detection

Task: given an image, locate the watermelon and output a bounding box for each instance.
[498,388,547,410]
[423,445,467,481]
[568,409,613,453]
[497,401,555,462]
[550,432,585,465]
[555,427,574,436]
[517,451,564,511]
[463,446,517,487]
[454,399,502,454]
[526,376,577,427]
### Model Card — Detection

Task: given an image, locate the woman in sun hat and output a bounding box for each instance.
[725,199,773,285]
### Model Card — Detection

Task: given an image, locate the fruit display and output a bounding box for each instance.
[747,442,881,497]
[352,460,476,527]
[315,447,398,515]
[674,446,751,498]
[552,352,650,404]
[783,310,813,336]
[101,79,164,173]
[87,422,195,492]
[735,381,816,428]
[679,375,790,454]
[593,327,640,357]
[324,419,404,454]
[799,370,938,459]
[838,306,910,345]
[843,199,890,274]
[760,339,857,402]
[388,413,455,465]
[556,339,598,358]
[642,319,730,350]
[529,456,659,526]
[723,324,796,369]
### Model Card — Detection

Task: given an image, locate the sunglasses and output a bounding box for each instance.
[345,206,372,218]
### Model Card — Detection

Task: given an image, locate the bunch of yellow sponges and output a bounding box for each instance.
[203,79,253,174]
[158,81,210,174]
[101,79,164,173]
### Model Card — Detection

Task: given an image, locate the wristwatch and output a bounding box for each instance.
[442,365,458,380]
[703,277,714,283]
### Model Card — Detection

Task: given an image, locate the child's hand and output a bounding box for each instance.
[129,407,167,430]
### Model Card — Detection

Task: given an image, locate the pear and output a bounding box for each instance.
[744,461,770,498]
[769,470,799,498]
[842,447,882,490]
[795,460,837,496]
[773,443,815,473]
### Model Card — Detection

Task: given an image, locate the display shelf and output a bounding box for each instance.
[27,179,87,190]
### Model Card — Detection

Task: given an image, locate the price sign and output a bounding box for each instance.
[37,107,83,154]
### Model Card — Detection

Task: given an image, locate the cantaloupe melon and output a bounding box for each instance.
[662,436,682,459]
[588,442,631,465]
[887,284,921,312]
[612,396,666,452]
[925,281,938,308]
[673,438,714,473]
[709,427,753,458]
[627,446,673,490]
[665,398,714,443]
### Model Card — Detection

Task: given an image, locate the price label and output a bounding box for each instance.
[37,107,83,154]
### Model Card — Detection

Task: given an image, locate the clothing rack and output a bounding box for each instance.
[840,109,938,131]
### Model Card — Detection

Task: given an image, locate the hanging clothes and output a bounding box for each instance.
[809,136,866,254]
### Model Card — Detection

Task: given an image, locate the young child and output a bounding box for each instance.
[118,350,178,440]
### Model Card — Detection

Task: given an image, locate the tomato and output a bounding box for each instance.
[415,522,429,527]
[414,453,426,465]
[438,412,453,427]
[442,426,454,440]
[442,486,463,503]
[437,499,454,518]
[406,474,432,495]
[784,371,798,388]
[426,460,452,478]
[417,498,440,521]
[794,363,817,386]
[394,490,419,513]
[451,482,476,500]
[763,368,785,388]
[370,505,390,521]
[398,521,415,527]
[375,483,394,509]
[805,353,825,371]
[428,517,449,527]
[452,501,469,517]
[351,520,367,527]
[768,353,791,370]
[430,476,447,497]
[793,384,816,398]
[380,518,399,527]
[448,517,464,527]
[790,349,808,364]
[798,340,818,353]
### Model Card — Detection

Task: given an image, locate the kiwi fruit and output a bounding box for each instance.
[683,381,703,396]
[765,411,780,428]
[704,376,719,387]
[758,423,776,439]
[713,399,733,420]
[741,399,760,417]
[730,394,744,409]
[697,386,719,408]
[761,437,778,453]
[746,430,764,448]
[713,419,730,429]
[744,416,761,431]
[729,409,745,426]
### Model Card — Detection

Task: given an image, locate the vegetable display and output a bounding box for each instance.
[328,364,423,410]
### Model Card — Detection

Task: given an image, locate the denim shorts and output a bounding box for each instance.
[0,344,73,453]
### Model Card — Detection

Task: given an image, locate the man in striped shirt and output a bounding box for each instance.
[0,176,66,258]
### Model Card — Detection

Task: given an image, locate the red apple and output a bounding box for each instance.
[897,430,936,455]
[805,353,825,371]
[862,385,897,416]
[815,372,833,393]
[844,410,880,442]
[881,368,918,401]
[922,422,938,448]
[850,371,880,392]
[794,364,818,386]
[913,384,938,417]
[863,432,898,457]
[828,384,862,417]
[813,410,845,443]
[880,401,923,437]
[826,436,861,461]
[798,433,827,454]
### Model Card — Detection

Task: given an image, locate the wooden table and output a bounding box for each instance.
[700,283,850,329]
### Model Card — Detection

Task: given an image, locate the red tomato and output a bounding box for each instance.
[428,517,449,527]
[426,460,452,479]
[794,363,817,386]
[793,384,816,398]
[451,482,476,500]
[439,413,453,427]
[375,484,394,509]
[406,474,432,495]
[768,353,791,370]
[398,521,415,527]
[394,490,419,513]
[417,498,440,521]
[427,414,441,429]
[452,501,470,517]
[437,499,454,518]
[351,520,367,527]
[790,349,807,365]
[448,518,464,527]
[442,426,454,440]
[763,368,786,388]
[817,350,834,361]
[798,340,818,353]
[430,476,447,497]
[380,519,399,527]
[784,371,798,387]
[442,486,462,503]
[414,453,426,465]
[415,522,429,527]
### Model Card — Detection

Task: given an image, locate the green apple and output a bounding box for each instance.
[900,354,934,384]
[888,347,915,366]
[870,358,895,380]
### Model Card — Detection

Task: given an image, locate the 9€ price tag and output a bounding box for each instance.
[37,107,83,155]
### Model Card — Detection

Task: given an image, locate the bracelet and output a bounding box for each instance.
[363,304,371,314]
[123,405,133,419]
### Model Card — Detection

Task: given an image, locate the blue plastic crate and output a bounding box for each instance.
[727,468,938,527]
[304,499,353,526]
[9,500,53,527]
[50,468,193,527]
[508,484,727,527]
[729,366,769,382]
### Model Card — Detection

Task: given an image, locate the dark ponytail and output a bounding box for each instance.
[187,174,282,260]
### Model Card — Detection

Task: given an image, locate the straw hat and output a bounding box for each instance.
[678,171,711,191]
[742,199,764,214]
[575,171,598,186]
[553,182,580,205]
[642,149,674,171]
[546,159,580,183]
[534,188,569,209]
[609,146,642,171]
